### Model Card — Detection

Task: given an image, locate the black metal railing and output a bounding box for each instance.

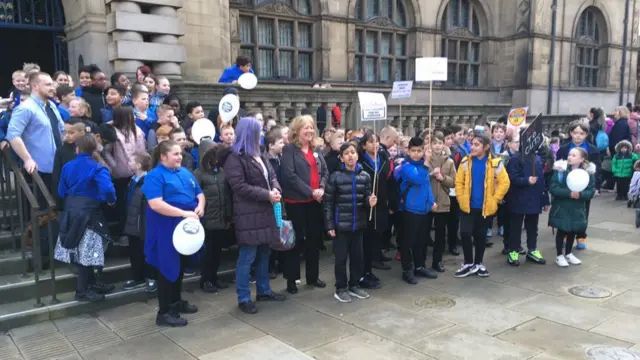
[1,147,58,307]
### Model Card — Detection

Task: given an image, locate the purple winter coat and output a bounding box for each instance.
[223,150,281,247]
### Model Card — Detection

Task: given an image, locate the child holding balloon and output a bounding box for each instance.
[549,147,596,267]
[142,140,205,327]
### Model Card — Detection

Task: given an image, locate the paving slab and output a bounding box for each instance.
[590,313,640,344]
[434,276,539,306]
[306,331,434,360]
[497,318,632,358]
[233,300,358,351]
[0,334,22,360]
[199,335,314,360]
[590,221,638,233]
[409,326,538,360]
[600,290,640,315]
[578,237,640,255]
[81,333,195,360]
[12,331,76,360]
[431,297,535,335]
[371,281,460,314]
[161,314,265,357]
[53,315,122,353]
[508,294,621,330]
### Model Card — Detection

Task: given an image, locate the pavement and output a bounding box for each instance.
[2,192,640,360]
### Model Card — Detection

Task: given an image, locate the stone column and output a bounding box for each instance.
[339,102,351,129]
[405,117,417,137]
[294,103,306,117]
[277,103,290,124]
[261,102,276,119]
[325,103,336,127]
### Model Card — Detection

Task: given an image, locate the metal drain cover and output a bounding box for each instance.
[586,345,640,359]
[414,296,456,309]
[568,286,612,299]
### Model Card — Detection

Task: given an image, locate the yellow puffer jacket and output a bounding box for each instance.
[455,154,511,217]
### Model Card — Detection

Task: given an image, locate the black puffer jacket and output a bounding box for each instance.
[194,140,232,230]
[323,163,372,232]
[123,176,146,238]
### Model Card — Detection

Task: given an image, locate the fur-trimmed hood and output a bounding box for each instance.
[552,160,596,174]
[615,140,633,153]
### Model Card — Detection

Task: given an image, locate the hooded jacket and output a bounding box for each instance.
[505,151,550,214]
[323,163,372,232]
[548,160,596,232]
[455,153,510,217]
[194,140,233,230]
[395,157,436,215]
[612,140,639,178]
[426,148,456,213]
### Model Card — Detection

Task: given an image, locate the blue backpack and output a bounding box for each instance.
[595,130,609,151]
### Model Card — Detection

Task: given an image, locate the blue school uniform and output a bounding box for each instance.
[134,108,158,137]
[142,164,203,282]
[58,104,71,121]
[58,153,116,203]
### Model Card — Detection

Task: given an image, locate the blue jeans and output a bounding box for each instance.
[236,244,272,304]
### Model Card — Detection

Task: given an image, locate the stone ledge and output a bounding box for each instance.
[105,0,183,8]
[108,40,186,63]
[106,12,184,36]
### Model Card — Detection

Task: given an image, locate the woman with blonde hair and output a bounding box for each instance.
[280,115,329,294]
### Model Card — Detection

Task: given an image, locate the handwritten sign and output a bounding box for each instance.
[358,92,387,121]
[520,114,544,160]
[415,57,448,82]
[391,81,413,99]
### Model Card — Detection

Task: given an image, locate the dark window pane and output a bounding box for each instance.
[460,41,469,61]
[451,0,459,26]
[471,12,480,35]
[447,40,457,59]
[441,6,448,31]
[381,59,392,81]
[381,0,391,18]
[396,34,406,56]
[584,65,591,86]
[240,48,254,62]
[258,18,274,45]
[471,42,480,62]
[356,30,363,52]
[461,0,469,28]
[298,53,312,79]
[395,60,406,80]
[576,47,583,64]
[593,49,599,66]
[592,69,598,87]
[297,23,312,48]
[279,50,294,78]
[458,64,468,86]
[258,49,274,78]
[366,31,377,54]
[356,0,363,20]
[470,64,479,86]
[585,48,592,65]
[447,62,456,84]
[367,0,377,18]
[279,21,293,47]
[441,38,447,57]
[396,0,407,27]
[298,0,311,15]
[365,57,376,82]
[240,16,253,44]
[381,33,392,55]
[355,56,362,81]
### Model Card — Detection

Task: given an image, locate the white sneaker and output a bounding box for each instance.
[556,255,569,267]
[565,253,582,265]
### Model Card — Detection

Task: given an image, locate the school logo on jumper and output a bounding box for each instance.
[182,221,200,235]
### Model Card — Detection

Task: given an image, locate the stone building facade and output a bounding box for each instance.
[58,0,639,116]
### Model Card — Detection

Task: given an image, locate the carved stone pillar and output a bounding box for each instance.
[261,102,276,119]
[294,103,306,117]
[339,102,351,129]
[405,117,417,137]
[277,103,291,124]
[325,103,336,127]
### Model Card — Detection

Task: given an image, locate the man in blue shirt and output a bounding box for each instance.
[7,72,64,195]
[218,56,254,84]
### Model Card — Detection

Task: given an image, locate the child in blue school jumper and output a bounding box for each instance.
[142,140,205,328]
[395,137,437,285]
[54,135,116,303]
[132,88,157,138]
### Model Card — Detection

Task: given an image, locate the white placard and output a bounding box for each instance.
[391,80,413,99]
[358,92,387,121]
[415,57,448,82]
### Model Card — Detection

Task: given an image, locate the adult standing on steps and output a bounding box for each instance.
[7,72,64,199]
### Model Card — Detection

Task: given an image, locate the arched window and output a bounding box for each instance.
[440,0,481,87]
[238,0,314,80]
[354,0,409,82]
[574,7,605,87]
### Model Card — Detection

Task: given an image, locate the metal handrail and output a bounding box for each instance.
[1,147,58,307]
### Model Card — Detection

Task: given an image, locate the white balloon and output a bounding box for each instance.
[191,119,216,145]
[238,72,258,90]
[218,94,240,123]
[566,168,590,192]
[173,218,205,256]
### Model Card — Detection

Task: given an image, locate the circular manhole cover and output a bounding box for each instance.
[586,345,640,359]
[568,286,612,299]
[414,296,456,309]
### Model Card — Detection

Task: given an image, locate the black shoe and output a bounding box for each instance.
[256,292,286,301]
[238,301,258,314]
[74,290,105,302]
[380,253,392,262]
[215,279,229,289]
[307,279,326,288]
[449,248,460,256]
[268,270,278,280]
[402,271,418,285]
[286,280,298,294]
[200,281,218,293]
[432,262,445,273]
[372,261,391,270]
[184,268,197,276]
[616,195,625,201]
[90,282,115,294]
[156,312,188,327]
[359,274,381,289]
[485,241,494,248]
[367,272,381,283]
[414,266,438,279]
[174,300,198,314]
[123,280,146,290]
[501,247,509,255]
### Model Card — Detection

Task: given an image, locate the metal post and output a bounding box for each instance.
[621,0,631,105]
[546,0,558,114]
